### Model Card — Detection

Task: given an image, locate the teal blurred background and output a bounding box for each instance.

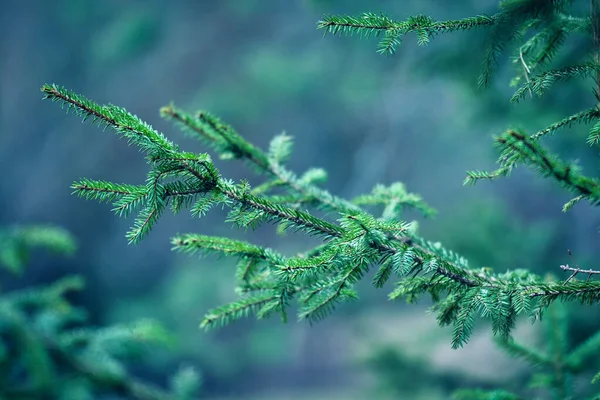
[2,0,600,398]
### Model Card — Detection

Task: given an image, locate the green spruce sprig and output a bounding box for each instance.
[318,13,495,56]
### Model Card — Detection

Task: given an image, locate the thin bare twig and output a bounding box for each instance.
[562,249,600,283]
[519,48,533,97]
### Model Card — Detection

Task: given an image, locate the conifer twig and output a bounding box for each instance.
[161,104,361,214]
[317,13,495,55]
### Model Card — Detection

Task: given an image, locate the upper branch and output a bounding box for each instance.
[317,13,495,55]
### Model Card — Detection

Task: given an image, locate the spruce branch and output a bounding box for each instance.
[42,84,177,157]
[45,85,348,242]
[496,337,551,367]
[44,82,584,342]
[566,328,600,370]
[524,280,600,303]
[47,84,502,329]
[464,167,512,185]
[161,105,271,172]
[39,332,175,400]
[318,13,495,55]
[43,43,600,345]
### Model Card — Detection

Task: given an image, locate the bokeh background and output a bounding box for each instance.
[2,0,600,398]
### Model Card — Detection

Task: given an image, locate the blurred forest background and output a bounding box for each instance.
[1,0,600,398]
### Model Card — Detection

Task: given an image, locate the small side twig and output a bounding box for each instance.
[562,249,600,283]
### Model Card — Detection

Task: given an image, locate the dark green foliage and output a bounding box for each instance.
[41,0,600,397]
[0,225,201,399]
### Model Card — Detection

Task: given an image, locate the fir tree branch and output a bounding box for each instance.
[514,11,591,84]
[44,82,600,346]
[520,24,566,70]
[42,84,177,157]
[318,13,495,55]
[40,84,528,338]
[44,85,347,241]
[0,267,187,400]
[318,13,495,35]
[479,1,558,88]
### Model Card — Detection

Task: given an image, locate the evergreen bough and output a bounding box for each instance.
[42,0,600,396]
